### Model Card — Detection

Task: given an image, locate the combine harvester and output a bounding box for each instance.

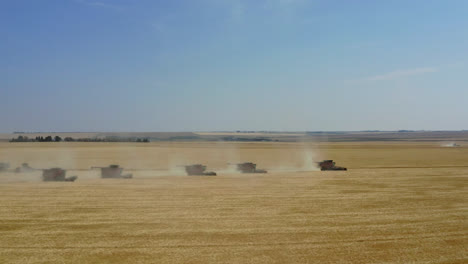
[14,163,35,173]
[182,164,216,176]
[42,168,77,182]
[0,162,10,172]
[317,160,347,171]
[9,164,78,181]
[231,162,267,173]
[91,165,133,179]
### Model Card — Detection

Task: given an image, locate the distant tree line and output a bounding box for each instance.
[10,136,63,142]
[10,135,150,143]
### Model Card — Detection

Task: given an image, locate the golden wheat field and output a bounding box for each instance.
[0,141,467,263]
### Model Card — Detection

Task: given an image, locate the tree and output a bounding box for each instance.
[54,136,62,142]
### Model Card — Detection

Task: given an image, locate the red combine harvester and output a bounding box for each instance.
[42,168,77,182]
[232,162,267,173]
[14,163,35,173]
[0,162,10,172]
[91,165,133,179]
[182,164,216,176]
[317,160,347,171]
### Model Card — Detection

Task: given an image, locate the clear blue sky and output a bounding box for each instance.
[1,0,467,132]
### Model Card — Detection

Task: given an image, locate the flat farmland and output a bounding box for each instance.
[0,142,467,263]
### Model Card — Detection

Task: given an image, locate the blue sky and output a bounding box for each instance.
[1,0,467,132]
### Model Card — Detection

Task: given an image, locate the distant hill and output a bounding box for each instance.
[2,131,468,142]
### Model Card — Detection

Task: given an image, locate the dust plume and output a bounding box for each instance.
[269,137,321,172]
[214,141,241,174]
[441,142,460,147]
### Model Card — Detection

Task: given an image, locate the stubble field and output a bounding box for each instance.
[0,141,467,263]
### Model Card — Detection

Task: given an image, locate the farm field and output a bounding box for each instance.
[0,141,467,263]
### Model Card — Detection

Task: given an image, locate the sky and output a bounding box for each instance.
[1,0,467,132]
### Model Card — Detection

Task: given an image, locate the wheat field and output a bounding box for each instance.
[0,142,467,263]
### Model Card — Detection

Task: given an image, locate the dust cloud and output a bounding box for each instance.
[441,142,461,147]
[0,139,323,182]
[266,138,321,173]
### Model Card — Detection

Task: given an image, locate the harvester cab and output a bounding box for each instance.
[231,162,267,173]
[182,164,216,176]
[317,160,347,171]
[91,165,133,179]
[42,168,77,182]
